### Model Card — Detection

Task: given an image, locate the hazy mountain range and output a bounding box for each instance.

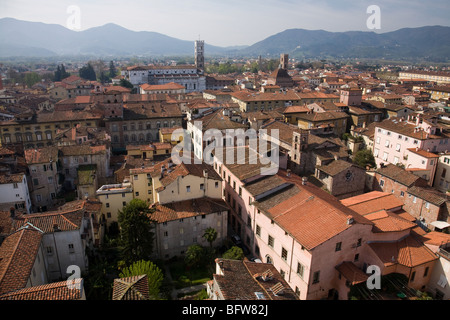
[0,17,449,62]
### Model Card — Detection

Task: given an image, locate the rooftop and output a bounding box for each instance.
[213,259,298,300]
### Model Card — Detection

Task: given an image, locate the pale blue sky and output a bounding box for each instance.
[0,0,449,47]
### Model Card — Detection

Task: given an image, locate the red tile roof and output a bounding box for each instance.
[368,235,437,268]
[213,259,298,300]
[0,227,43,295]
[0,279,84,300]
[112,275,149,300]
[340,191,404,215]
[150,198,229,223]
[254,171,373,250]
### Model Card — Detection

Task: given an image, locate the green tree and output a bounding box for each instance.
[202,227,217,248]
[24,72,41,88]
[118,199,155,264]
[185,245,206,268]
[119,78,134,89]
[54,64,70,81]
[222,246,244,260]
[79,63,97,81]
[109,60,117,79]
[119,260,164,299]
[353,149,376,169]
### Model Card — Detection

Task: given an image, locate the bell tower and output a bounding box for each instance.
[280,54,289,70]
[195,40,205,74]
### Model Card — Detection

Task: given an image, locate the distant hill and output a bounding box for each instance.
[240,26,450,62]
[0,18,231,57]
[0,18,449,62]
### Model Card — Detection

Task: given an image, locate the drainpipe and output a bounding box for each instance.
[288,234,295,283]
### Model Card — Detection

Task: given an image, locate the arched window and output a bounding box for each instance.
[131,134,137,142]
[266,255,273,264]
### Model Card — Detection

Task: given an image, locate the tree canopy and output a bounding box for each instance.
[118,199,155,264]
[353,148,376,169]
[202,227,217,248]
[54,64,70,82]
[79,63,97,81]
[222,246,244,260]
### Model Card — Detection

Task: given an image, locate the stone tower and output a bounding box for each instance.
[280,54,289,70]
[195,40,205,74]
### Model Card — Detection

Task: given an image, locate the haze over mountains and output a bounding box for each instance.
[1,17,449,62]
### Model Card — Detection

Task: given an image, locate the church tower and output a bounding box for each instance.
[280,54,289,70]
[195,40,205,74]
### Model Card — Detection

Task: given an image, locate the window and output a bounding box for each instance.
[357,238,362,247]
[400,191,405,197]
[313,271,320,284]
[354,254,360,262]
[385,140,390,147]
[256,225,261,236]
[297,263,304,278]
[380,180,385,187]
[396,144,401,152]
[106,203,110,208]
[33,178,39,186]
[68,244,75,253]
[107,212,111,218]
[281,247,288,261]
[46,247,53,255]
[394,157,399,165]
[215,181,219,188]
[374,148,379,157]
[383,152,389,161]
[186,186,191,192]
[13,183,18,189]
[410,271,416,282]
[268,235,274,248]
[425,202,430,209]
[200,183,204,190]
[123,201,126,206]
[376,137,381,144]
[413,196,417,203]
[335,242,342,252]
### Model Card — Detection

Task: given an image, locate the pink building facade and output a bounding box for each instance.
[373,115,450,171]
[213,148,374,300]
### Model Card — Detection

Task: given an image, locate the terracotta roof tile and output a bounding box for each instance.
[0,279,84,300]
[253,171,372,250]
[368,235,437,268]
[335,262,368,285]
[376,164,427,187]
[213,259,298,300]
[0,227,43,295]
[341,191,404,215]
[112,275,149,300]
[150,198,229,223]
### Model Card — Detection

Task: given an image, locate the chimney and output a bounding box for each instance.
[347,216,354,225]
[302,177,308,185]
